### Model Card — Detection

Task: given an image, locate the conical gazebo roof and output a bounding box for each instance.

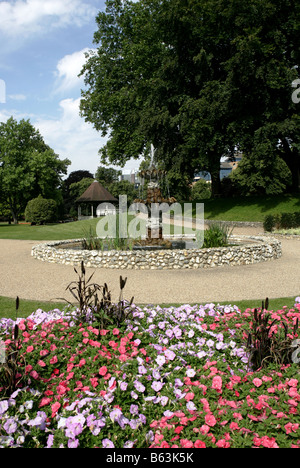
[76,180,118,203]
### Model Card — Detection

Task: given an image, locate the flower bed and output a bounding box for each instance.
[1,299,300,448]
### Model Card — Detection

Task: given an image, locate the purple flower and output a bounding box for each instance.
[102,438,115,448]
[134,380,145,393]
[47,435,54,448]
[0,400,8,415]
[4,418,17,434]
[164,349,176,360]
[68,438,79,448]
[28,411,47,430]
[119,381,128,391]
[151,381,164,392]
[130,404,139,415]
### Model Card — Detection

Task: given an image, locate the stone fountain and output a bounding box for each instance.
[133,145,177,248]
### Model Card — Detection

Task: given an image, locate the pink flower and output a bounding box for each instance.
[39,397,52,408]
[26,345,34,353]
[253,378,263,387]
[185,392,195,402]
[180,439,194,448]
[99,366,108,376]
[205,413,216,427]
[284,423,299,434]
[200,425,210,435]
[230,422,239,431]
[51,402,61,415]
[112,328,120,335]
[50,356,58,365]
[194,440,206,448]
[216,439,230,448]
[287,379,298,387]
[212,376,222,392]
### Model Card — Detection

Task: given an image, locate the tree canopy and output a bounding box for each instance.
[0,117,70,223]
[80,0,300,196]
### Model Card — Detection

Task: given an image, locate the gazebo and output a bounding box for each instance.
[76,180,118,220]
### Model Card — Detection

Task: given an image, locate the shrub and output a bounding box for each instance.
[191,179,211,200]
[264,211,300,232]
[25,195,57,225]
[202,222,233,248]
[263,215,276,232]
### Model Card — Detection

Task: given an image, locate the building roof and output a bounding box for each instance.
[76,181,118,203]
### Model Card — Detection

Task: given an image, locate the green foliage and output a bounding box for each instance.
[230,150,293,196]
[25,195,58,225]
[95,166,121,185]
[0,117,70,223]
[191,179,211,200]
[202,223,233,248]
[263,211,300,232]
[80,0,300,197]
[107,180,138,206]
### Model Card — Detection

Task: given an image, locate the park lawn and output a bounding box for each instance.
[190,193,300,222]
[0,194,299,240]
[0,218,101,241]
[0,294,297,321]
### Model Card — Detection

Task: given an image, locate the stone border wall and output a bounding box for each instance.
[31,235,282,270]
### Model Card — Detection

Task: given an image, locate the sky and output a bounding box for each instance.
[0,0,141,177]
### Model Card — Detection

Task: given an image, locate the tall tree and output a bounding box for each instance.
[80,0,300,195]
[0,117,70,223]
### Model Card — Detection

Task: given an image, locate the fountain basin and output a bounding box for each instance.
[31,235,282,270]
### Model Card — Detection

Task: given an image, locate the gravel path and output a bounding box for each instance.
[0,226,299,306]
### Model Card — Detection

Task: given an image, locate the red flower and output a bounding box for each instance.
[180,439,194,448]
[174,426,184,434]
[194,440,206,448]
[99,366,108,376]
[205,413,217,427]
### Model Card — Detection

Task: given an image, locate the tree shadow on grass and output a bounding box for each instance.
[193,193,300,222]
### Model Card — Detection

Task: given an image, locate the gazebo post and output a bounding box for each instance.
[91,204,94,218]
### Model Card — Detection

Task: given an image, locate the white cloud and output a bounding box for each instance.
[54,48,96,94]
[8,94,27,101]
[35,98,142,176]
[0,0,97,37]
[35,97,107,175]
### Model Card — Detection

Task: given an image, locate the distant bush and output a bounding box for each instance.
[25,195,58,225]
[264,211,300,232]
[191,179,211,200]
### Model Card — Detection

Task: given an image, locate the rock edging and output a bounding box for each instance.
[31,235,282,270]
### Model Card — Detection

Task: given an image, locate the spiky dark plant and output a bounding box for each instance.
[0,297,25,396]
[246,298,299,370]
[60,261,135,330]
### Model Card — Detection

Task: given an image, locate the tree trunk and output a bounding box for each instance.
[8,198,18,224]
[210,172,222,198]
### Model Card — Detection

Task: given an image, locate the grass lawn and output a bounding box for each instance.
[0,194,299,240]
[190,193,300,222]
[0,294,297,321]
[0,218,100,241]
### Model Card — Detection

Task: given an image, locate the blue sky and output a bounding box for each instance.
[0,0,140,177]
